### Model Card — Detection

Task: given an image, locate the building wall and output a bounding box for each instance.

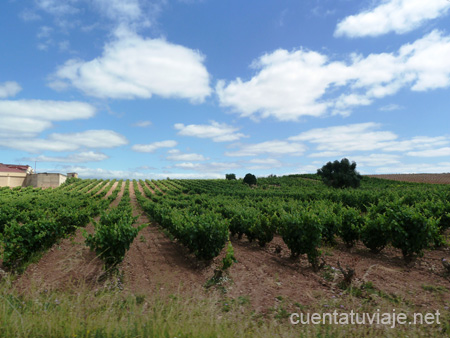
[0,172,27,187]
[26,173,67,188]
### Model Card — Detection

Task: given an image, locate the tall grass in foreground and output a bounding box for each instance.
[0,279,448,338]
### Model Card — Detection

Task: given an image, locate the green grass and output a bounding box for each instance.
[0,277,448,338]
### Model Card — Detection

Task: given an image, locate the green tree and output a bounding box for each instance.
[225,173,236,180]
[243,173,257,186]
[317,158,362,188]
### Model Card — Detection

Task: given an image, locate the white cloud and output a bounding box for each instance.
[50,29,211,102]
[383,136,448,152]
[379,104,403,111]
[375,162,450,174]
[349,154,401,167]
[92,0,142,22]
[407,147,450,157]
[217,31,450,121]
[0,82,22,98]
[50,130,128,148]
[0,116,52,138]
[291,123,450,157]
[173,161,241,173]
[25,151,109,163]
[0,99,96,139]
[291,123,397,152]
[132,140,177,153]
[174,121,247,142]
[133,120,152,127]
[335,0,450,38]
[36,0,79,16]
[0,139,79,153]
[246,158,284,170]
[308,151,345,158]
[56,165,224,179]
[216,49,349,121]
[0,99,95,121]
[225,140,306,157]
[0,130,127,153]
[166,149,207,161]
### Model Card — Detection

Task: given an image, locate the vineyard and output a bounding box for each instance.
[1,175,450,337]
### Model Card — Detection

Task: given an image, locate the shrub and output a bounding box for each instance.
[360,203,390,253]
[84,211,142,268]
[386,204,438,263]
[339,207,364,248]
[279,210,322,270]
[317,158,362,189]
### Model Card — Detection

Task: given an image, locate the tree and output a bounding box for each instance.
[317,158,362,188]
[225,173,236,180]
[243,173,257,186]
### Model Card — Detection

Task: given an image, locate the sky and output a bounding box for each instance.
[1,0,450,179]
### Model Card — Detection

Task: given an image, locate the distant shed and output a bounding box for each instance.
[25,173,67,188]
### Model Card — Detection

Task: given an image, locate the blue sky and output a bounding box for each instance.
[1,0,450,179]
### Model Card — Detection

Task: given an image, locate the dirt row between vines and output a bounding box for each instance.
[14,181,125,293]
[12,181,450,314]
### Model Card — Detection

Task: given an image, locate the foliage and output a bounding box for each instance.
[386,203,438,263]
[243,173,257,186]
[279,210,323,270]
[84,212,143,268]
[317,158,362,189]
[360,205,390,254]
[225,173,236,180]
[221,241,237,270]
[339,207,364,248]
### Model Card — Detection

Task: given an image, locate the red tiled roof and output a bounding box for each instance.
[0,163,31,173]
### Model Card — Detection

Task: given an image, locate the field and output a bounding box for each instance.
[1,175,450,337]
[368,173,450,185]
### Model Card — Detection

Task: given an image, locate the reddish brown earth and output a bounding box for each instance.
[368,173,450,184]
[13,182,126,293]
[10,181,450,314]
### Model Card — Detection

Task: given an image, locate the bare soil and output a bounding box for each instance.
[368,173,450,184]
[10,181,450,315]
[13,181,126,293]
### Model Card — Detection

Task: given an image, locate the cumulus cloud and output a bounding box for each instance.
[225,140,306,157]
[247,158,284,170]
[173,161,241,173]
[348,154,401,167]
[291,123,397,152]
[375,162,450,174]
[0,82,22,98]
[0,130,128,153]
[217,30,450,121]
[50,29,211,102]
[290,122,450,156]
[166,149,207,161]
[407,147,450,157]
[0,99,95,121]
[50,130,128,148]
[174,121,247,142]
[24,151,109,163]
[0,99,96,138]
[54,165,224,179]
[132,140,177,153]
[36,0,79,16]
[335,0,450,38]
